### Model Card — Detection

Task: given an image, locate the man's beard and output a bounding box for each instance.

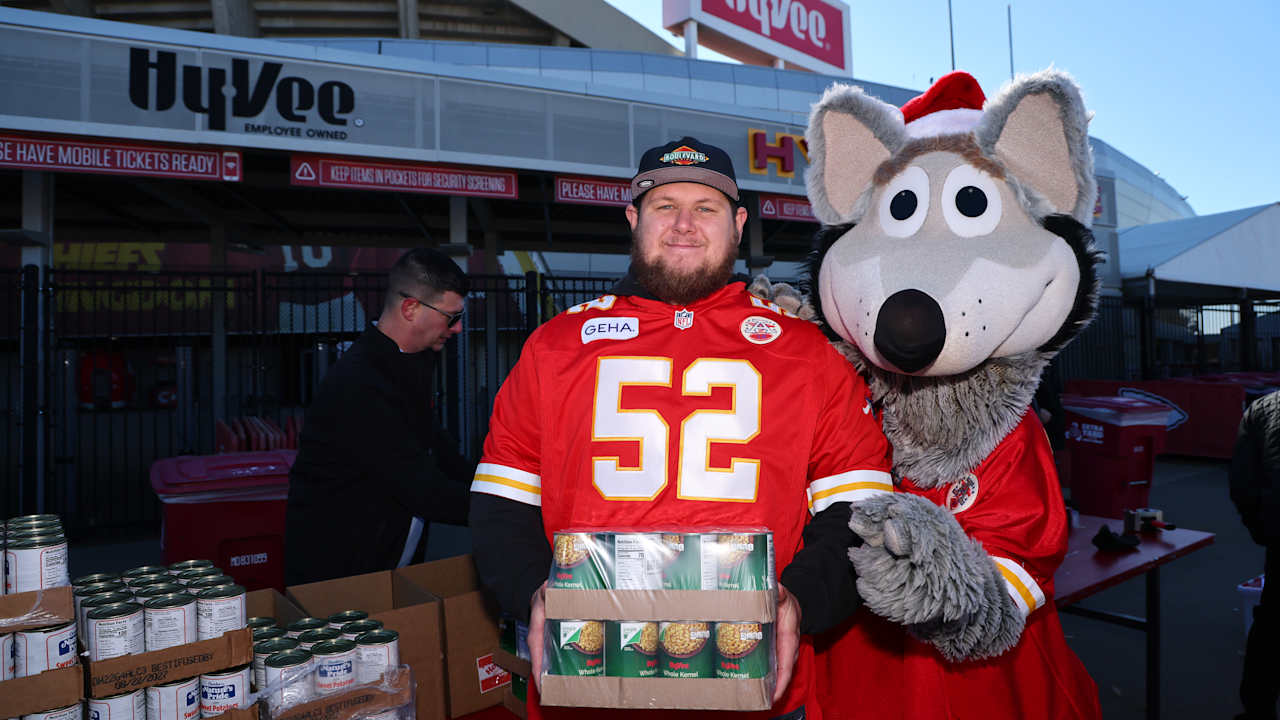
[630,231,738,307]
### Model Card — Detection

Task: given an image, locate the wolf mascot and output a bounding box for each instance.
[758,70,1104,719]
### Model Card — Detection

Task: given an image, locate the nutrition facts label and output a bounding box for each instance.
[197,595,246,640]
[94,612,145,660]
[612,534,663,590]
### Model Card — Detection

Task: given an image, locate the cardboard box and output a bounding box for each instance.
[396,555,510,718]
[246,587,307,626]
[0,585,75,633]
[503,674,529,719]
[539,588,776,711]
[493,647,530,680]
[86,627,253,698]
[222,665,415,720]
[0,664,83,716]
[287,569,446,720]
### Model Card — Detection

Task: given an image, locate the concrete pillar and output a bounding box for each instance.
[20,171,52,512]
[398,0,420,38]
[684,20,698,59]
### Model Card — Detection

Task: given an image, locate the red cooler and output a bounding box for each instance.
[150,450,295,591]
[1061,395,1168,518]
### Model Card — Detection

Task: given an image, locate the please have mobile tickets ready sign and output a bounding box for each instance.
[0,132,241,181]
[290,154,518,199]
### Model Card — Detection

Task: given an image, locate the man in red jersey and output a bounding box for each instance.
[470,137,893,720]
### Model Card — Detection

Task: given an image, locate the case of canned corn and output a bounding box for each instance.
[541,530,778,711]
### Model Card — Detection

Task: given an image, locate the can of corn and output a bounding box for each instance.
[550,533,609,590]
[604,621,659,678]
[546,620,605,676]
[608,533,666,589]
[715,533,775,590]
[658,621,714,678]
[714,622,771,678]
[659,533,718,590]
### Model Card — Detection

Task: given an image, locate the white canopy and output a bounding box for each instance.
[1119,203,1280,291]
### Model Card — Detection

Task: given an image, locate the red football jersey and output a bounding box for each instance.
[473,282,893,720]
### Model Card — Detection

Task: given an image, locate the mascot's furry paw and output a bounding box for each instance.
[747,275,817,322]
[849,493,1025,661]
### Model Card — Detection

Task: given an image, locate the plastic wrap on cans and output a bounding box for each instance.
[547,620,604,677]
[146,675,201,720]
[312,638,358,696]
[5,535,70,593]
[79,591,133,642]
[144,593,197,651]
[19,703,81,720]
[199,664,251,717]
[286,617,328,638]
[714,622,771,678]
[326,609,367,630]
[87,602,144,661]
[355,629,400,684]
[254,637,300,692]
[88,688,146,720]
[715,533,775,590]
[339,618,382,642]
[263,648,314,711]
[1,632,14,680]
[196,584,246,640]
[659,622,714,678]
[550,534,609,589]
[297,627,340,651]
[659,533,718,590]
[605,622,659,677]
[246,616,277,631]
[15,621,77,676]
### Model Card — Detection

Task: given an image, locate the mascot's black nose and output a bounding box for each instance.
[874,289,946,373]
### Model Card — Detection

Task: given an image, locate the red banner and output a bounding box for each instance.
[1065,379,1246,459]
[555,175,633,207]
[758,193,817,223]
[700,0,846,71]
[291,154,517,199]
[0,132,240,181]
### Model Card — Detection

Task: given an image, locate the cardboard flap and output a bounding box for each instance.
[396,555,480,598]
[0,585,74,633]
[87,627,253,697]
[0,664,83,717]
[541,675,770,711]
[493,648,531,679]
[287,570,394,617]
[545,589,775,623]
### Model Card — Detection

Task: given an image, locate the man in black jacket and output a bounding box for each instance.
[285,247,473,585]
[1231,388,1280,720]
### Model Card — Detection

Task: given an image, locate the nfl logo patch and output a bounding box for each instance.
[674,309,694,330]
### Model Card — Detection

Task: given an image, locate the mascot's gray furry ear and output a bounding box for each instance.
[805,69,1095,228]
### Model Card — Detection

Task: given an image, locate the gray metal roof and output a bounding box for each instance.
[1118,203,1280,289]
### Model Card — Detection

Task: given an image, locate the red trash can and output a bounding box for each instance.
[1060,395,1168,518]
[150,450,295,591]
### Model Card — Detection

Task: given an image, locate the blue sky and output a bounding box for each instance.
[605,1,1278,217]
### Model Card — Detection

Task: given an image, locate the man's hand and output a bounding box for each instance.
[528,581,548,693]
[773,583,802,703]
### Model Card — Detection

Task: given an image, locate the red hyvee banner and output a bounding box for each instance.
[0,132,240,181]
[291,154,517,199]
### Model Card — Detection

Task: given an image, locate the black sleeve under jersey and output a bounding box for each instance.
[469,491,551,621]
[780,501,864,635]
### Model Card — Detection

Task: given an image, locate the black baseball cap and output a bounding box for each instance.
[631,136,739,202]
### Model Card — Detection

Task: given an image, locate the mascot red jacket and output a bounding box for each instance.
[779,69,1105,719]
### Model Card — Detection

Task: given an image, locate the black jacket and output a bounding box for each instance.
[470,272,865,633]
[285,325,473,585]
[1231,389,1280,546]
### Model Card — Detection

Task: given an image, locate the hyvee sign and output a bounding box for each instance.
[665,0,850,74]
[128,47,356,136]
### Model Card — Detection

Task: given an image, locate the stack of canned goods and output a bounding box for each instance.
[549,531,775,592]
[249,609,401,714]
[68,558,247,665]
[4,514,70,595]
[546,620,773,680]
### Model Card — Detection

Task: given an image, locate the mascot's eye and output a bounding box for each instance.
[890,191,917,220]
[955,186,987,217]
[878,165,929,238]
[941,165,1002,237]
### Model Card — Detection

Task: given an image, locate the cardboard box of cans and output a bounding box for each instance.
[0,586,84,717]
[221,663,415,720]
[394,554,512,719]
[540,530,778,711]
[286,566,449,720]
[84,625,254,697]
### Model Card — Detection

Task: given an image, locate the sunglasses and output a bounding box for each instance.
[400,292,465,328]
